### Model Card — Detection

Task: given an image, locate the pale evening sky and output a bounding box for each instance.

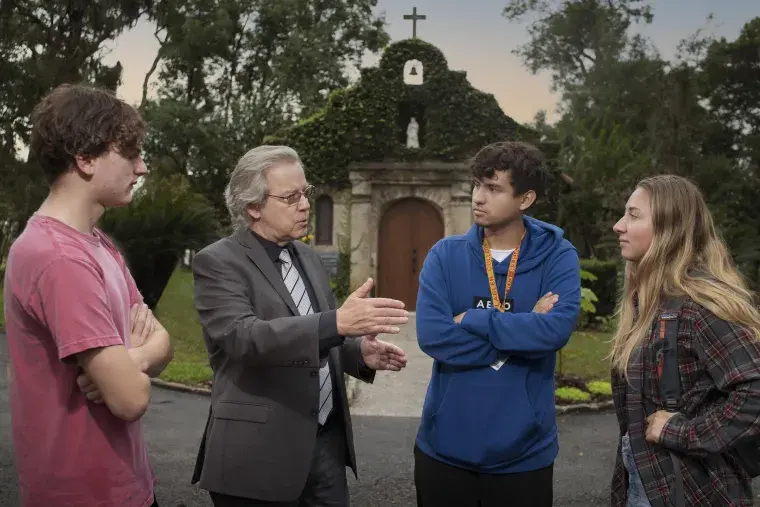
[103,0,758,125]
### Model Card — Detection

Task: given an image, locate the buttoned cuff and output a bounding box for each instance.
[318,310,344,355]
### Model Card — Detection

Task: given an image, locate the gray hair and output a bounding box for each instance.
[224,145,302,230]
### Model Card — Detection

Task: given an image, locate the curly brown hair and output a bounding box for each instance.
[30,83,147,184]
[471,141,548,198]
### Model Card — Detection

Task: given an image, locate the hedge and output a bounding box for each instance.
[264,39,561,190]
[579,258,620,317]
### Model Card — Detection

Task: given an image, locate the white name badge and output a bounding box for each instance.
[490,353,508,371]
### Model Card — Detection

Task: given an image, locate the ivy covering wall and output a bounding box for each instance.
[264,38,543,188]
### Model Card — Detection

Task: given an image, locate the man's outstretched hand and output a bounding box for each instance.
[336,278,409,336]
[360,334,408,371]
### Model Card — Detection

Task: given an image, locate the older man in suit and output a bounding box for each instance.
[190,145,409,507]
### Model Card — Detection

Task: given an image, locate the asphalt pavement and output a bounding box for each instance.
[0,359,620,507]
[1,331,759,506]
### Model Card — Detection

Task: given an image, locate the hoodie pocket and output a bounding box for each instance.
[430,372,543,468]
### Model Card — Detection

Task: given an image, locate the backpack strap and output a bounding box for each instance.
[656,296,686,507]
[657,297,685,411]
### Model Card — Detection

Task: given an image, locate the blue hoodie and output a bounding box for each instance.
[414,215,581,474]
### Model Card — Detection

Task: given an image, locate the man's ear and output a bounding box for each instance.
[73,154,96,176]
[519,190,537,211]
[246,202,262,221]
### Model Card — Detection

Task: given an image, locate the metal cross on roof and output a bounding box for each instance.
[403,7,426,39]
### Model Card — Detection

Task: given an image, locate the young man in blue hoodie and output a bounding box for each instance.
[413,141,581,507]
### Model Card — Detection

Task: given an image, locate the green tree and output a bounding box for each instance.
[702,17,760,164]
[99,174,222,308]
[503,0,760,274]
[0,0,151,258]
[141,0,390,221]
[503,0,653,96]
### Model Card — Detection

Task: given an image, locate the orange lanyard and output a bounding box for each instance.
[482,234,523,312]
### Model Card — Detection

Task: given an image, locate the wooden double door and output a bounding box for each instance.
[377,198,444,311]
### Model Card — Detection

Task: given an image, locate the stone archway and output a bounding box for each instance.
[347,161,472,306]
[377,198,444,310]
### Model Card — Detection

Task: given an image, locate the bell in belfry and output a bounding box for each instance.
[403,59,423,85]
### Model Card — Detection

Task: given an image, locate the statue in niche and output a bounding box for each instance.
[406,117,419,149]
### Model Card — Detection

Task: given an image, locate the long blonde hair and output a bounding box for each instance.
[610,174,760,376]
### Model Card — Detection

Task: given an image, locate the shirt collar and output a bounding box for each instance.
[250,230,293,264]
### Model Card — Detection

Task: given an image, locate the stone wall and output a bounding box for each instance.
[347,161,472,293]
[310,185,351,255]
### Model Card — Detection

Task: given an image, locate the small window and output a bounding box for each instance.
[315,195,333,245]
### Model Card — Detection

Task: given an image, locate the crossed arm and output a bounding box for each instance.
[124,303,173,377]
[416,247,581,366]
[34,257,172,422]
[75,304,173,415]
[75,281,173,416]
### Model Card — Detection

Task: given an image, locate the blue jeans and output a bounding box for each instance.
[621,434,652,507]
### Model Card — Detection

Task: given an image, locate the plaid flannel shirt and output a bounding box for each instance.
[610,298,760,507]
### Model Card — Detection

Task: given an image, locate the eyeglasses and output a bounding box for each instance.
[267,185,315,206]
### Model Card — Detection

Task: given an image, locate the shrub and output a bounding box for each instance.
[587,380,613,397]
[332,251,352,304]
[555,387,591,402]
[574,267,601,329]
[579,258,620,317]
[580,268,600,314]
[99,174,222,308]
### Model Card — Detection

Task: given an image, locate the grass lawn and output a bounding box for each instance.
[153,267,212,386]
[559,330,612,381]
[1,270,613,390]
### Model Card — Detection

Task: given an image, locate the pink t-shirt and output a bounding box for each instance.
[3,215,156,507]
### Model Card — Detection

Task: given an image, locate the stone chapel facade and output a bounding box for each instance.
[311,161,472,310]
[269,38,544,311]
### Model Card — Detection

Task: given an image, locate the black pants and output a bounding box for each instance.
[210,417,349,507]
[414,445,553,507]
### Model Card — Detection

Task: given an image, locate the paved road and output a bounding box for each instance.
[1,331,759,506]
[0,383,619,507]
[0,338,619,507]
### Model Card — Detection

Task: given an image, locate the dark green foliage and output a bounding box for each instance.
[99,175,222,309]
[265,39,541,187]
[330,251,352,305]
[0,0,149,246]
[579,258,620,317]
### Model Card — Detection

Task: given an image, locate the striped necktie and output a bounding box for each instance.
[279,248,333,425]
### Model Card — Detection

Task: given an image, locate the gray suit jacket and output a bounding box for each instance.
[190,228,375,502]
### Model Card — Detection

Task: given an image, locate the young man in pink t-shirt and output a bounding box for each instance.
[3,84,174,507]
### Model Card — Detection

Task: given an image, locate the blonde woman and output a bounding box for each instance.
[609,174,760,507]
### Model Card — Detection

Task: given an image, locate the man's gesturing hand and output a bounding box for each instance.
[336,278,409,336]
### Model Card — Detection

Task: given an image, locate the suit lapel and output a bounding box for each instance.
[235,229,299,315]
